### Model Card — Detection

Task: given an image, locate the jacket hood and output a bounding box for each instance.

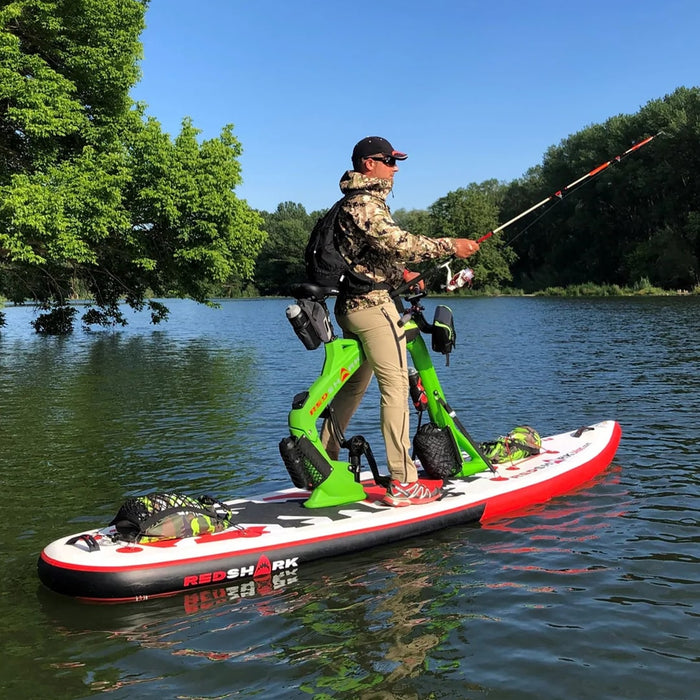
[339,170,394,200]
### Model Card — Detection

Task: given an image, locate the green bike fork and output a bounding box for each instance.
[406,327,491,476]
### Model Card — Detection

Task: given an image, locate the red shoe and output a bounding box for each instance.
[382,480,442,507]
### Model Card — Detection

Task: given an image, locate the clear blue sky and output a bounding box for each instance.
[130,0,699,214]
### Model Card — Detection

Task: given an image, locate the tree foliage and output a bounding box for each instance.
[505,87,700,290]
[429,180,516,290]
[393,208,432,238]
[252,185,517,295]
[0,0,265,332]
[255,202,317,296]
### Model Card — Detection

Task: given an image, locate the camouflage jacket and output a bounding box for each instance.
[335,170,457,314]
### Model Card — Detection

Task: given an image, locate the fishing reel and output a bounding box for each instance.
[439,260,474,291]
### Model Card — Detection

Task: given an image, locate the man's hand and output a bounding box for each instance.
[453,238,480,258]
[403,268,425,290]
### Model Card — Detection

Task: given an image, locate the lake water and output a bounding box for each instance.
[1,296,698,699]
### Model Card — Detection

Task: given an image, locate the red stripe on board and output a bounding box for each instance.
[39,499,470,575]
[40,424,620,577]
[480,422,621,522]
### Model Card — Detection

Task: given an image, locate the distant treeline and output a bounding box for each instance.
[249,86,700,297]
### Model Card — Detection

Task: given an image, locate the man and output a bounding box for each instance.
[320,136,479,507]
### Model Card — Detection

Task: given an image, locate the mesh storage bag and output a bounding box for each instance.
[413,422,461,479]
[110,492,233,543]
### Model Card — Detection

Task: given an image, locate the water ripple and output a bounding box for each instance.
[3,297,699,699]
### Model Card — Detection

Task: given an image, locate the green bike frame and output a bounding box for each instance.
[284,298,491,508]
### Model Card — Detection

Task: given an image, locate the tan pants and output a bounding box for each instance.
[320,301,417,483]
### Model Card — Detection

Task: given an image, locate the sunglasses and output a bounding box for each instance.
[365,155,397,167]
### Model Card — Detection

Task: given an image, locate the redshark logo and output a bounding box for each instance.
[254,555,272,579]
[183,556,299,588]
[340,367,350,382]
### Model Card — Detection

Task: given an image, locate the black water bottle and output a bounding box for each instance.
[286,304,322,350]
[407,367,428,411]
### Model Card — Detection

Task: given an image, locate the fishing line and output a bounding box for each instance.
[477,132,663,247]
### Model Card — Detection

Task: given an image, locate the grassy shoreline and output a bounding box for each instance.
[450,280,700,298]
[3,281,700,308]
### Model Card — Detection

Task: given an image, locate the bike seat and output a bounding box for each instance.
[291,282,339,300]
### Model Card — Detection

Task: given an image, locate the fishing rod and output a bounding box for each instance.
[476,132,662,246]
[396,132,662,296]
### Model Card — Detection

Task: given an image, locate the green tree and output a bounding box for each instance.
[254,202,316,296]
[393,208,432,238]
[505,87,700,290]
[429,181,515,289]
[498,166,555,289]
[0,0,265,332]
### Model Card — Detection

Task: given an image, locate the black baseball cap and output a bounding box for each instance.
[352,136,408,161]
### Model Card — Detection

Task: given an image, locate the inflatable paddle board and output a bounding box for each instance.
[38,420,621,602]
